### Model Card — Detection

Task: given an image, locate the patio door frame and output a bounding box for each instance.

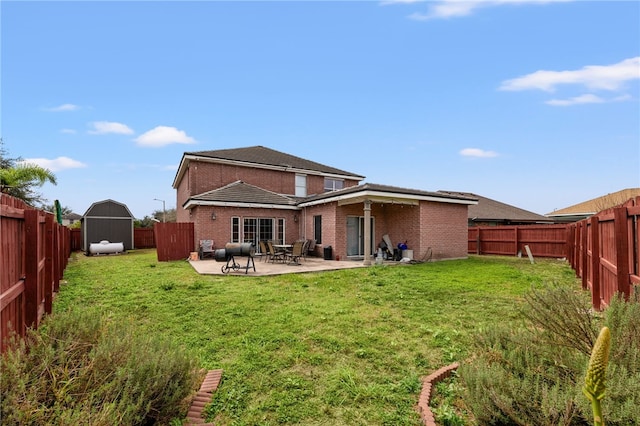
[241,217,276,252]
[346,215,375,258]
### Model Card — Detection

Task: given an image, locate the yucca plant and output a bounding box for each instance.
[583,326,611,426]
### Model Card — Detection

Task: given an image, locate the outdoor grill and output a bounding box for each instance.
[214,243,256,274]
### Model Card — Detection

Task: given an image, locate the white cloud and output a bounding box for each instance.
[546,93,633,106]
[406,0,572,21]
[380,0,425,5]
[499,57,640,92]
[460,148,499,158]
[88,121,134,135]
[60,128,77,134]
[21,157,87,172]
[134,126,196,147]
[43,103,80,112]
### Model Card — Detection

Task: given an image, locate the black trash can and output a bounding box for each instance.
[323,246,333,260]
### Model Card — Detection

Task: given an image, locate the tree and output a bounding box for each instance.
[0,139,57,206]
[152,208,177,223]
[40,202,74,216]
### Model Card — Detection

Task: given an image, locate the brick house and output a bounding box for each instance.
[173,146,477,263]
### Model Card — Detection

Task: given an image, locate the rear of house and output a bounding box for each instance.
[173,146,476,262]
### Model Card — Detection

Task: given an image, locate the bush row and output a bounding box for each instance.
[460,285,640,425]
[1,309,201,425]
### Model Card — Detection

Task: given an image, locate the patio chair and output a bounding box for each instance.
[266,241,286,263]
[286,240,306,265]
[258,240,270,262]
[199,240,215,260]
[304,239,315,260]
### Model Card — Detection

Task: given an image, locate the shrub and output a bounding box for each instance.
[0,309,201,425]
[459,285,640,426]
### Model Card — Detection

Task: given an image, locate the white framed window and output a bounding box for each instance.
[295,174,307,197]
[277,218,285,244]
[324,178,344,192]
[231,217,240,243]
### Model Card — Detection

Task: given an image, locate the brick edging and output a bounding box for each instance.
[416,362,460,426]
[185,369,223,425]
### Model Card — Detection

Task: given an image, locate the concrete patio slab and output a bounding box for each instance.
[189,256,370,276]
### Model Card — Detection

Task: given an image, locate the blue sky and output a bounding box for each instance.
[2,0,638,219]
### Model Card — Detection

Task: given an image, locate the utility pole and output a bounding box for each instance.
[153,198,166,223]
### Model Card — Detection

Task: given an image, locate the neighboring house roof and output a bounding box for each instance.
[300,183,478,207]
[185,181,299,210]
[437,191,553,224]
[546,188,640,217]
[173,145,365,188]
[63,213,82,221]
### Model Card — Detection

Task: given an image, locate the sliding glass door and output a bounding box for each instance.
[346,216,374,257]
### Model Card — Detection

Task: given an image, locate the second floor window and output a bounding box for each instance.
[295,174,307,197]
[324,178,344,192]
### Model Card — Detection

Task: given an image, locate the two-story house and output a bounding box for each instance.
[173,146,477,263]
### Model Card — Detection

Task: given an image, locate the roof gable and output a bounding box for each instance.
[189,146,362,176]
[83,199,134,219]
[186,180,298,208]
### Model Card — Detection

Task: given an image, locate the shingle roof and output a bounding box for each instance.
[302,183,478,204]
[547,188,640,216]
[185,146,364,178]
[437,191,553,223]
[188,181,297,207]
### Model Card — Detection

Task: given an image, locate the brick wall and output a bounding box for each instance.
[185,161,359,198]
[419,201,468,260]
[191,205,300,251]
[303,203,337,258]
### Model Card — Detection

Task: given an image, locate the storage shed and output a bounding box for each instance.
[81,199,135,253]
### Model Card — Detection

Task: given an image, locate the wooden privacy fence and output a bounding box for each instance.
[154,222,194,261]
[69,227,156,251]
[468,224,569,258]
[567,196,640,310]
[1,194,71,353]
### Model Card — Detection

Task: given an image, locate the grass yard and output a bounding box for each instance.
[53,250,579,425]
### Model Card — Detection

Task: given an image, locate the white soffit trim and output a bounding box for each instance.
[184,200,300,210]
[299,190,478,207]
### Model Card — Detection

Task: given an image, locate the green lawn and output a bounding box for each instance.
[54,250,579,425]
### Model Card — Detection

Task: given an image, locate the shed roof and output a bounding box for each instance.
[82,199,135,219]
[437,191,553,223]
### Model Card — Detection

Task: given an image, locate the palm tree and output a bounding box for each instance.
[0,163,57,204]
[0,140,57,205]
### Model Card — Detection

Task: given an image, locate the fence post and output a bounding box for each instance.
[614,206,631,300]
[566,224,575,267]
[44,214,54,315]
[581,220,588,289]
[590,215,601,310]
[24,210,39,329]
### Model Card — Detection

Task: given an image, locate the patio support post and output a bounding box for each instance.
[363,199,372,266]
